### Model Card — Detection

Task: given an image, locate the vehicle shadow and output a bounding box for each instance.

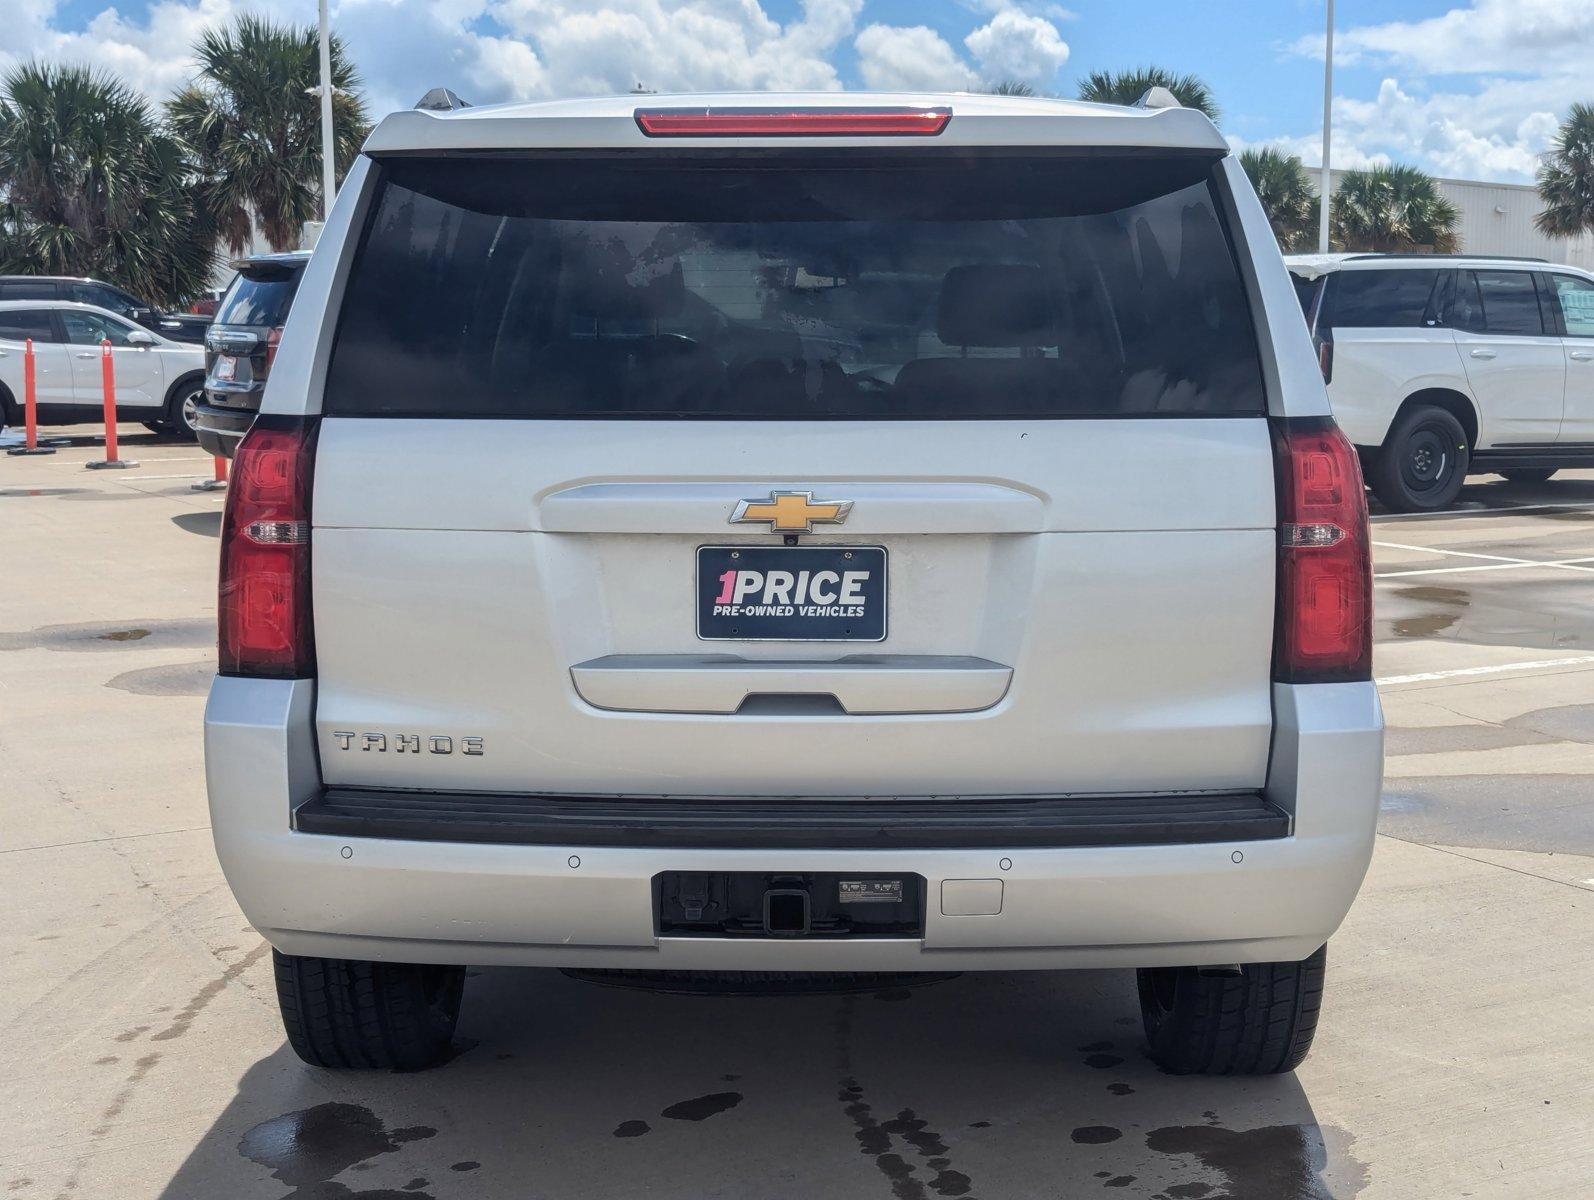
[154,966,1370,1199]
[171,511,222,538]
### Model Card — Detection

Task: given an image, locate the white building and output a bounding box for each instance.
[1322,169,1594,269]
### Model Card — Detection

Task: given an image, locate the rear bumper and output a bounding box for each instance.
[205,678,1382,971]
[193,401,254,459]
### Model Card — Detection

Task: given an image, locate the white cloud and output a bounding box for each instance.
[853,24,978,91]
[1271,0,1583,183]
[963,10,1068,86]
[1237,72,1564,183]
[0,0,291,101]
[489,0,861,99]
[0,0,866,120]
[1285,0,1594,76]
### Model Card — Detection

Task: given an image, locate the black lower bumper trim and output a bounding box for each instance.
[194,402,255,459]
[296,788,1289,849]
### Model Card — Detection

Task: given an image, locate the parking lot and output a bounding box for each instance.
[3,429,1592,1200]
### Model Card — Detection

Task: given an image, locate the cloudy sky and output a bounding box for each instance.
[6,0,1590,184]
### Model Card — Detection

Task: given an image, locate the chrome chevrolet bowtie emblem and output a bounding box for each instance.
[729,490,854,533]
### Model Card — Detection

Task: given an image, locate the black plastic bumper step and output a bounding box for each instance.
[295,787,1289,849]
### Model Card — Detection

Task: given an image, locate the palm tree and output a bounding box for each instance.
[984,81,1036,97]
[1331,165,1460,253]
[0,62,213,305]
[1535,103,1594,239]
[1076,67,1218,123]
[1240,147,1318,251]
[166,15,369,254]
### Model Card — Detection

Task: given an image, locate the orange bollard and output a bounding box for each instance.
[191,454,228,492]
[6,338,57,456]
[86,337,137,470]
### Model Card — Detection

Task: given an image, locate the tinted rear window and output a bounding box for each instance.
[1473,270,1546,336]
[0,280,58,301]
[1330,269,1440,328]
[215,266,301,328]
[0,309,56,342]
[325,154,1265,420]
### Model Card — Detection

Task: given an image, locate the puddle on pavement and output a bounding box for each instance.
[0,617,211,653]
[1384,723,1556,756]
[1379,578,1594,650]
[1145,1123,1368,1200]
[106,659,213,696]
[1378,771,1594,854]
[238,1103,437,1198]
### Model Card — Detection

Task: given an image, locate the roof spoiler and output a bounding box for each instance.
[415,88,471,112]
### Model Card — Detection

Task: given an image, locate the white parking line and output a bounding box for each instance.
[1372,500,1594,521]
[1377,656,1594,685]
[1376,561,1591,580]
[1372,540,1594,577]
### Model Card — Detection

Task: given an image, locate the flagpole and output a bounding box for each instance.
[318,0,336,222]
[1318,0,1334,253]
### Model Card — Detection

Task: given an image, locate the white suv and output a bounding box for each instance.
[205,91,1383,1075]
[0,301,207,436]
[1287,254,1594,511]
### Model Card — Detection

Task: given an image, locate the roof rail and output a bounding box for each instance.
[1344,253,1548,263]
[1134,86,1182,111]
[415,87,470,112]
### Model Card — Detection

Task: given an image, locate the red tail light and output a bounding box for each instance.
[218,416,318,678]
[264,326,284,372]
[635,106,951,138]
[1272,417,1372,683]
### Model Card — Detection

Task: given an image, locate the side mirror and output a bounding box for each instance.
[126,330,159,348]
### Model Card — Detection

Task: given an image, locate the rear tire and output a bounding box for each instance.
[1369,405,1469,512]
[273,950,466,1071]
[159,378,205,440]
[1137,944,1327,1075]
[1498,468,1556,484]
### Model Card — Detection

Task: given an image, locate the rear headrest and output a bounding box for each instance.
[937,264,1056,348]
[570,253,686,320]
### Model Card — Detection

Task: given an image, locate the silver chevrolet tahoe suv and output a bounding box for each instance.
[205,89,1382,1075]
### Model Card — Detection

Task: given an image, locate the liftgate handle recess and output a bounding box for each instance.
[85,337,137,470]
[5,338,58,457]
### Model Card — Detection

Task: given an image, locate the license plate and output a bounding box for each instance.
[697,545,887,641]
[213,355,237,381]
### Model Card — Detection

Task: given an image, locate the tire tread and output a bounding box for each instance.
[272,950,463,1071]
[1139,945,1327,1075]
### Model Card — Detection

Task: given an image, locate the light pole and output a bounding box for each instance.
[318,0,336,223]
[1318,0,1334,253]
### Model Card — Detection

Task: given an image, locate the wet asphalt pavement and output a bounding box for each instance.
[3,432,1592,1200]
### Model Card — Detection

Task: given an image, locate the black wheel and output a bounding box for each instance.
[1137,944,1327,1076]
[273,950,466,1071]
[164,379,204,441]
[1369,405,1469,512]
[1498,468,1557,484]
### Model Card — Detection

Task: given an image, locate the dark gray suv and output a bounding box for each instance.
[0,276,212,343]
[194,252,311,458]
